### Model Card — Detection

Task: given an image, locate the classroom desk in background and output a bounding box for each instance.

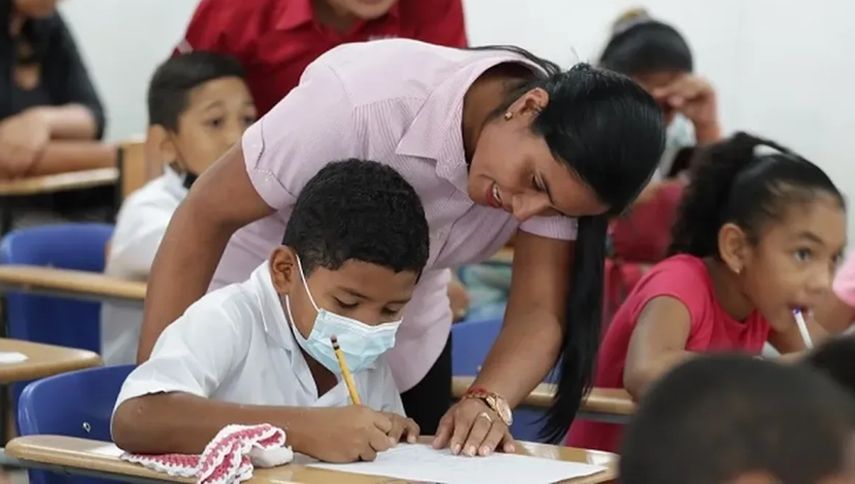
[4,435,618,484]
[0,167,119,198]
[489,246,514,264]
[0,265,146,305]
[0,138,155,235]
[0,338,101,384]
[452,376,635,425]
[0,167,118,234]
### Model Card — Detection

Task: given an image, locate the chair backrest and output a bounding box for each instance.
[0,223,113,352]
[451,318,503,376]
[18,365,133,484]
[452,318,555,443]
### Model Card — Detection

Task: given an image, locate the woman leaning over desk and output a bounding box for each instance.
[138,39,666,455]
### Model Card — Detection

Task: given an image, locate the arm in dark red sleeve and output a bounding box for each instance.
[413,0,468,48]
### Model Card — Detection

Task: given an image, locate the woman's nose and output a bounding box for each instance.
[511,195,549,222]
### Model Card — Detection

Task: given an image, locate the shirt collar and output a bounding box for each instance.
[395,55,544,195]
[163,165,189,200]
[394,69,470,194]
[275,0,400,31]
[251,261,296,356]
[275,0,314,30]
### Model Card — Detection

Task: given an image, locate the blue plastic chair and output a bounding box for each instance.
[451,318,556,443]
[0,223,113,408]
[18,365,133,484]
[0,223,112,351]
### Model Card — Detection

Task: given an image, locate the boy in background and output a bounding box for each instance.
[101,52,256,365]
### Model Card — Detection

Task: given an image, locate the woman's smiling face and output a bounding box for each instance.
[467,89,609,222]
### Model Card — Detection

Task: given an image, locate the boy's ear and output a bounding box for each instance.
[718,222,750,275]
[270,246,298,295]
[146,124,178,168]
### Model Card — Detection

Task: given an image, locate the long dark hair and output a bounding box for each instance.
[669,132,844,258]
[473,45,666,441]
[599,8,693,76]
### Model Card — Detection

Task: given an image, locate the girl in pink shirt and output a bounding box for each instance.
[568,132,846,452]
[139,39,667,457]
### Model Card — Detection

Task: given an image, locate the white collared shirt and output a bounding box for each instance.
[100,167,187,366]
[113,262,404,420]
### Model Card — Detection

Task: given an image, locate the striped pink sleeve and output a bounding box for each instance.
[241,61,357,210]
[519,215,577,241]
[833,254,855,308]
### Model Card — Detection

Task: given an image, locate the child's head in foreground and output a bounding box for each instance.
[669,132,846,331]
[270,159,429,374]
[147,51,256,180]
[621,354,855,484]
[806,336,855,400]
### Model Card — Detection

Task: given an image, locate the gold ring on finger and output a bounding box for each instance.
[478,411,493,424]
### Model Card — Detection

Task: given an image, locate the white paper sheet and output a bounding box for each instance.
[307,444,606,484]
[0,352,27,364]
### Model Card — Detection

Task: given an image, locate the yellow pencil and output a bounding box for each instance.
[331,336,362,405]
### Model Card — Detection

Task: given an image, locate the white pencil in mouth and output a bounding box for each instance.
[792,308,814,349]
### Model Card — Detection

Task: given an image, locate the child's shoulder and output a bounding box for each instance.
[186,279,264,326]
[115,172,185,222]
[628,254,714,312]
[644,254,710,284]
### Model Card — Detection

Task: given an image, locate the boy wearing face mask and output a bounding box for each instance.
[111,159,428,463]
[100,52,257,366]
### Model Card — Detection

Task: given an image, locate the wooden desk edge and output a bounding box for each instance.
[0,168,119,196]
[0,339,102,384]
[0,265,146,302]
[6,437,192,483]
[451,376,635,416]
[7,435,617,484]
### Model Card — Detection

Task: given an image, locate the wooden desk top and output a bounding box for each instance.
[452,376,635,417]
[0,338,101,384]
[0,265,146,303]
[489,247,514,264]
[7,435,617,483]
[0,167,118,197]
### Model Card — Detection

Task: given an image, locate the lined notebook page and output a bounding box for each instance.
[307,443,606,484]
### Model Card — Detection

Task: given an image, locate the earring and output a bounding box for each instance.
[503,112,513,120]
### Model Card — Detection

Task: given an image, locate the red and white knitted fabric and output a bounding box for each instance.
[121,423,293,483]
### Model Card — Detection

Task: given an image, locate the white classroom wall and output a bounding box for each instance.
[60,0,855,241]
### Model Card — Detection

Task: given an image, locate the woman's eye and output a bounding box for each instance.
[794,249,812,262]
[205,118,224,128]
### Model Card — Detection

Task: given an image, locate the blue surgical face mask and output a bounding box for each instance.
[284,256,402,374]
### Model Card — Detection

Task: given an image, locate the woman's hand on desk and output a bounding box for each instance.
[432,398,516,457]
[0,110,50,177]
[297,406,395,463]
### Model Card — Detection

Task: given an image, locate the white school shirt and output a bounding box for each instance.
[100,167,187,366]
[113,262,404,421]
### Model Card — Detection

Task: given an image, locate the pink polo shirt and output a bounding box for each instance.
[833,254,855,308]
[214,39,577,391]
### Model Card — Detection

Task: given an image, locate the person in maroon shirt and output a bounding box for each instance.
[176,0,468,115]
